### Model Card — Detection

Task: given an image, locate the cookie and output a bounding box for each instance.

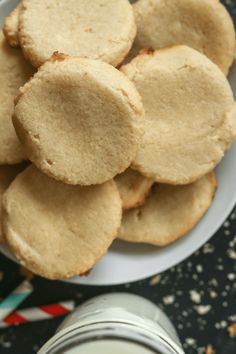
[2,165,122,279]
[229,101,236,139]
[121,46,235,185]
[13,54,143,185]
[132,0,235,75]
[119,172,217,246]
[3,3,22,47]
[18,0,136,68]
[0,163,27,242]
[115,168,154,209]
[0,32,34,164]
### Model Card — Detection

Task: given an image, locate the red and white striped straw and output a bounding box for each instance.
[0,280,33,322]
[0,301,75,328]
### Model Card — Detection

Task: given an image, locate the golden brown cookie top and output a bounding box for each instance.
[133,0,235,75]
[18,0,136,67]
[0,31,33,164]
[2,165,122,279]
[14,55,144,185]
[3,3,22,47]
[119,172,217,246]
[115,168,154,209]
[121,45,235,185]
[0,163,27,242]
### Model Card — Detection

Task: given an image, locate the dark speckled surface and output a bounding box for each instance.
[0,208,236,354]
[0,1,236,353]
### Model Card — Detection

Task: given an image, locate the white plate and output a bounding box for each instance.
[0,0,236,286]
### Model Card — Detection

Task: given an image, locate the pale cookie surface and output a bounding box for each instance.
[0,164,26,242]
[119,172,217,246]
[14,55,143,185]
[3,3,22,47]
[133,0,235,75]
[0,32,33,164]
[121,46,235,185]
[2,165,122,279]
[229,101,236,139]
[115,168,154,209]
[18,0,136,68]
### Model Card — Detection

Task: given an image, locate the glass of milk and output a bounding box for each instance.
[38,293,185,354]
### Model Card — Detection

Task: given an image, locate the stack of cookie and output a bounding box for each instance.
[0,0,235,280]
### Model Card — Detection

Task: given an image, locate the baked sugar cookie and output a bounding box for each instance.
[18,0,136,68]
[115,168,154,209]
[119,172,217,246]
[3,3,22,47]
[0,163,26,242]
[0,32,33,164]
[14,55,143,185]
[133,0,235,75]
[2,165,122,279]
[121,46,235,185]
[229,102,236,139]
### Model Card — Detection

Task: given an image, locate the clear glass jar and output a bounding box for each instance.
[38,293,185,354]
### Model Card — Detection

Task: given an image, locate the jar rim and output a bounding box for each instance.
[38,320,182,354]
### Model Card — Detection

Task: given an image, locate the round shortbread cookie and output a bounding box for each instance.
[132,0,235,75]
[18,0,136,68]
[229,101,236,139]
[121,46,235,185]
[0,163,27,242]
[2,165,122,279]
[119,172,217,246]
[115,168,154,209]
[13,54,143,185]
[3,3,22,47]
[0,32,33,164]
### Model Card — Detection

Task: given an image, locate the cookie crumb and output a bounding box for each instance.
[185,338,196,346]
[190,290,201,303]
[203,243,215,254]
[227,273,235,281]
[194,305,211,315]
[163,295,175,305]
[149,274,161,286]
[228,323,236,337]
[227,249,236,259]
[196,264,203,273]
[209,290,218,299]
[215,320,227,329]
[205,344,214,354]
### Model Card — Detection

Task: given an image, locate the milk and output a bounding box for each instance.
[38,293,185,354]
[65,340,156,354]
